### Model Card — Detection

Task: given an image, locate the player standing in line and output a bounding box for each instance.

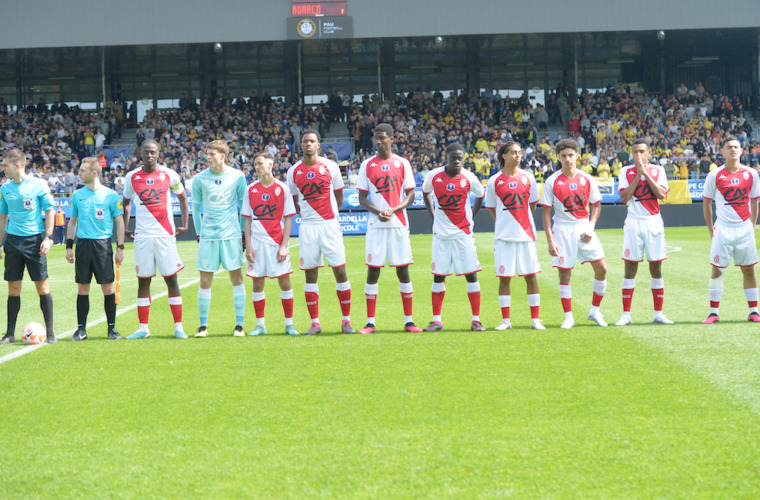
[484,141,545,331]
[242,152,299,336]
[541,138,608,329]
[191,140,247,337]
[122,139,189,339]
[287,129,354,334]
[66,157,125,340]
[615,138,674,326]
[356,123,422,334]
[0,149,57,344]
[421,142,486,332]
[702,136,760,323]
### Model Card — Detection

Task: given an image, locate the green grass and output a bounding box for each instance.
[2,228,760,498]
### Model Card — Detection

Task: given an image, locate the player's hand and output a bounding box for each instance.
[176,226,187,236]
[115,247,124,265]
[39,238,52,256]
[66,248,74,263]
[378,208,393,222]
[580,231,593,243]
[276,245,289,263]
[0,247,4,260]
[246,247,256,263]
[547,241,559,257]
[242,231,247,251]
[125,230,135,241]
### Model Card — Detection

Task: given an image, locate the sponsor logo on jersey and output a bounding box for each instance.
[215,179,222,185]
[307,172,315,179]
[446,183,455,191]
[509,181,518,189]
[557,180,564,185]
[569,183,577,191]
[262,193,270,201]
[381,164,389,171]
[147,179,154,185]
[731,178,739,185]
[498,180,504,185]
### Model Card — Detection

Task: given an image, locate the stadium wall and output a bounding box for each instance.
[2,1,759,49]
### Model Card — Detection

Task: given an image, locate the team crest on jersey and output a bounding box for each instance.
[307,172,315,179]
[569,183,577,191]
[95,208,105,220]
[460,178,467,188]
[509,181,518,189]
[743,172,750,180]
[580,177,586,186]
[159,173,166,181]
[262,193,270,201]
[147,179,154,186]
[318,166,325,175]
[731,178,739,185]
[247,264,254,274]
[275,186,281,196]
[714,255,720,264]
[521,177,528,185]
[381,164,389,171]
[215,179,222,185]
[23,198,33,210]
[394,160,401,168]
[446,183,455,191]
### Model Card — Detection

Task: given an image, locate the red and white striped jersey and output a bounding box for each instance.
[484,169,539,242]
[618,164,669,217]
[287,157,344,223]
[241,179,295,246]
[123,166,184,237]
[422,166,485,239]
[540,169,601,224]
[357,154,416,228]
[703,165,760,223]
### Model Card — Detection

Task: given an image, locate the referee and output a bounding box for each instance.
[65,157,125,340]
[0,149,57,344]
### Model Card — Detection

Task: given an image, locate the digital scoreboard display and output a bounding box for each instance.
[291,0,347,17]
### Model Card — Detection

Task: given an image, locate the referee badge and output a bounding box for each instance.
[23,198,33,210]
[95,208,105,220]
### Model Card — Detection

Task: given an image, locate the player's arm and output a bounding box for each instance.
[113,214,125,264]
[243,215,255,263]
[278,215,293,263]
[334,188,344,210]
[122,198,134,240]
[702,198,714,238]
[40,207,55,255]
[397,188,416,211]
[640,168,668,200]
[530,201,538,213]
[176,190,189,236]
[471,195,484,217]
[487,207,496,220]
[0,213,7,261]
[751,197,758,228]
[422,190,435,220]
[618,170,637,204]
[358,190,380,215]
[581,202,601,243]
[292,195,300,215]
[65,215,78,263]
[542,206,559,256]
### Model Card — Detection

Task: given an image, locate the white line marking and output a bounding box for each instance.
[1,244,303,366]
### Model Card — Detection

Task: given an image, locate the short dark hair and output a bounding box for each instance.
[632,138,651,149]
[497,141,521,168]
[140,139,159,151]
[301,128,321,142]
[254,152,275,162]
[445,142,464,154]
[722,135,740,147]
[374,123,394,137]
[555,138,579,155]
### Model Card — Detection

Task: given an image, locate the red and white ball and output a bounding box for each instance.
[21,322,46,345]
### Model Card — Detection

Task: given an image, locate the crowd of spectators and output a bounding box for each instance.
[1,83,759,198]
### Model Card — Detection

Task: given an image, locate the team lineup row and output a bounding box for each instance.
[0,126,757,343]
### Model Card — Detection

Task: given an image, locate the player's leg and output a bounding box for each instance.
[91,239,121,338]
[396,266,421,332]
[278,274,298,335]
[496,277,512,330]
[616,260,638,326]
[24,235,56,343]
[588,258,608,327]
[649,260,673,324]
[196,271,215,337]
[250,276,268,336]
[73,283,91,340]
[524,274,544,330]
[304,268,321,334]
[423,274,447,332]
[464,272,485,331]
[1,280,23,344]
[558,268,574,329]
[704,265,725,323]
[73,241,94,340]
[162,274,186,338]
[33,279,56,343]
[359,266,382,334]
[332,264,354,333]
[99,282,122,339]
[704,225,731,323]
[741,265,760,322]
[229,268,246,337]
[126,277,153,339]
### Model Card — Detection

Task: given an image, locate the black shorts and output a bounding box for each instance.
[4,233,48,282]
[75,238,115,285]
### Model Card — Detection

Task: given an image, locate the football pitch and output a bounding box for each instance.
[2,227,760,498]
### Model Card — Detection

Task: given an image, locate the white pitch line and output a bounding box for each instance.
[1,242,302,366]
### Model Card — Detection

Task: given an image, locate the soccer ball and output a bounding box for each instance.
[21,322,46,345]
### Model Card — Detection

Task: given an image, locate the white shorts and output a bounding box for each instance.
[298,220,346,270]
[551,222,605,269]
[246,238,293,279]
[710,219,757,268]
[365,225,414,267]
[494,240,541,277]
[622,216,667,262]
[134,236,184,278]
[431,234,481,276]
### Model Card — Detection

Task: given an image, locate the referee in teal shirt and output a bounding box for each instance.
[66,157,125,340]
[0,149,57,344]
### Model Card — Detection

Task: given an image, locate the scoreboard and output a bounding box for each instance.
[288,0,352,39]
[291,0,347,17]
